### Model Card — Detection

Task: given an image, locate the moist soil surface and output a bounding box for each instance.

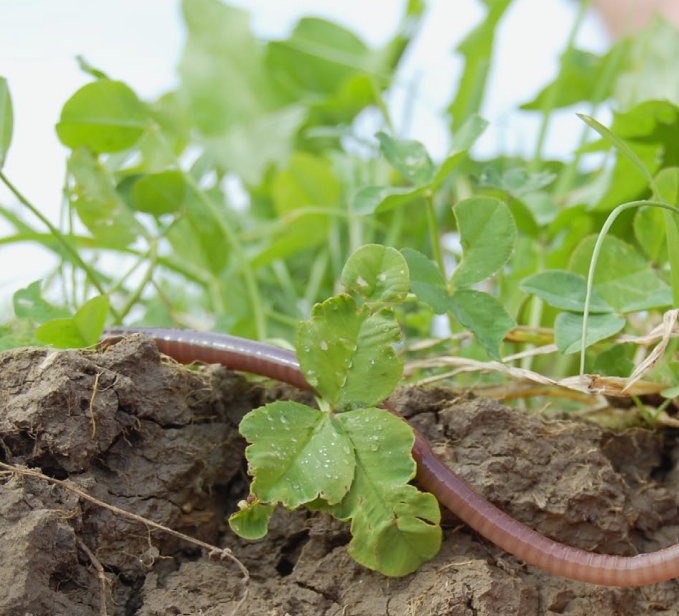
[2,335,679,615]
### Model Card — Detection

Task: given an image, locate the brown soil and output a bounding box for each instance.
[1,335,679,615]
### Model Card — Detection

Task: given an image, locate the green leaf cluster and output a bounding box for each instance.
[401,193,517,360]
[5,2,679,578]
[2,4,679,376]
[230,246,442,576]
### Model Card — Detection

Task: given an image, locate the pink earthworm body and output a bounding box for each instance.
[103,327,679,586]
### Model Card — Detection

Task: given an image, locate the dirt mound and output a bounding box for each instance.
[1,335,679,615]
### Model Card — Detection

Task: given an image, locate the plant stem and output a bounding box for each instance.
[182,172,266,339]
[553,35,626,199]
[150,122,266,339]
[580,199,679,376]
[425,191,445,275]
[530,0,590,172]
[0,170,121,322]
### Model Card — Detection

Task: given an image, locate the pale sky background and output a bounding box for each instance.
[0,0,609,308]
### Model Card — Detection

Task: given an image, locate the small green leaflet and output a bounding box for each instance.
[228,500,276,540]
[569,235,671,313]
[448,290,515,360]
[0,77,13,168]
[328,407,441,576]
[452,197,517,288]
[354,115,488,215]
[353,184,428,216]
[432,114,489,189]
[239,401,355,508]
[13,281,71,322]
[68,148,143,247]
[555,312,626,354]
[376,132,435,185]
[131,170,189,216]
[401,248,449,315]
[520,270,613,313]
[297,295,403,411]
[35,295,110,348]
[341,244,409,307]
[56,80,149,153]
[635,168,679,263]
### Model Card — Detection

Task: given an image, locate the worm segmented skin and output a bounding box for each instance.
[102,327,679,586]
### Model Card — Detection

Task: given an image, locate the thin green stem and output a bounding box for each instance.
[182,173,266,339]
[384,205,405,249]
[553,37,626,199]
[303,249,329,313]
[580,200,679,376]
[271,260,299,316]
[118,242,159,321]
[264,308,300,328]
[425,191,445,275]
[0,170,121,321]
[663,208,679,307]
[520,248,546,373]
[370,76,395,133]
[150,122,266,338]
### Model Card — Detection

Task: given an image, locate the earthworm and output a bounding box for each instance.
[102,327,679,586]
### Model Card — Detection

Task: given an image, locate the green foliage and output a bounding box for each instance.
[130,170,189,216]
[569,235,671,313]
[520,271,613,313]
[448,0,512,129]
[230,247,441,576]
[0,77,12,168]
[13,281,71,322]
[340,244,409,307]
[6,0,679,576]
[452,197,517,288]
[35,295,110,348]
[56,80,149,153]
[354,114,487,215]
[555,312,626,354]
[239,400,355,506]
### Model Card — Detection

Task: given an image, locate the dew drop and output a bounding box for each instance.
[320,340,329,351]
